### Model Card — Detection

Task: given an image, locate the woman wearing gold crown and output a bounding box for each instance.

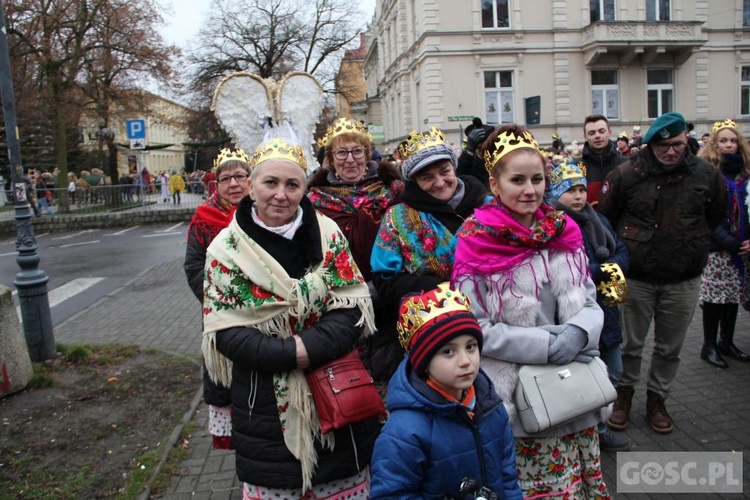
[366,127,489,383]
[201,136,379,499]
[307,118,403,282]
[184,148,252,450]
[451,125,611,498]
[697,119,750,368]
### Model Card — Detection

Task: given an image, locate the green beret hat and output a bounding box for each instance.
[642,112,687,144]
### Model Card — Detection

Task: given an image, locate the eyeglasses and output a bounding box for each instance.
[217,173,249,184]
[652,141,687,153]
[333,148,366,160]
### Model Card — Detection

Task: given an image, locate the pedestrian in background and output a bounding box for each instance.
[581,114,628,208]
[600,112,726,434]
[169,169,185,204]
[35,171,55,217]
[697,119,750,368]
[159,171,170,202]
[67,172,78,205]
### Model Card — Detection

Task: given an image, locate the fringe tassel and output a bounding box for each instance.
[202,331,234,388]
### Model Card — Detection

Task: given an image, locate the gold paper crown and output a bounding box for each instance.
[597,263,628,306]
[712,119,739,134]
[396,283,473,351]
[250,138,307,171]
[397,127,446,160]
[213,148,250,172]
[548,161,587,185]
[617,131,629,139]
[317,118,372,149]
[483,130,541,174]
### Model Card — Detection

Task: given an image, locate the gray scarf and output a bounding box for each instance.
[551,200,615,260]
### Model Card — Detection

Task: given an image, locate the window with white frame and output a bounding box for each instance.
[741,66,750,115]
[744,0,750,27]
[591,70,619,119]
[482,0,510,29]
[646,0,670,21]
[647,69,673,118]
[484,71,514,124]
[590,0,615,23]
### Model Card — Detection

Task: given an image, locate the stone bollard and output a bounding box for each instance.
[0,284,33,398]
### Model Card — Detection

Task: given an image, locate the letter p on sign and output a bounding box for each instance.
[126,119,146,140]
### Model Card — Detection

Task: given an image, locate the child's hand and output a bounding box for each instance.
[739,240,750,256]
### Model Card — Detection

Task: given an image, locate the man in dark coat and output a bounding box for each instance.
[599,112,726,436]
[581,114,628,209]
[456,117,494,188]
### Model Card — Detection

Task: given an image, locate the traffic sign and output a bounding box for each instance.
[126,119,146,139]
[130,139,146,150]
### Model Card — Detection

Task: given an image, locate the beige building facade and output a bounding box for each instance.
[365,0,750,152]
[82,91,192,178]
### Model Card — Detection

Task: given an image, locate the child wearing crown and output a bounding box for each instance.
[369,283,522,499]
[547,161,631,452]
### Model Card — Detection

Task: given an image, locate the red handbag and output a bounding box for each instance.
[305,350,385,434]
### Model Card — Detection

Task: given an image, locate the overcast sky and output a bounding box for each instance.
[159,0,377,48]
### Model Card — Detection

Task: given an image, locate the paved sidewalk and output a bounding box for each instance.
[54,257,750,499]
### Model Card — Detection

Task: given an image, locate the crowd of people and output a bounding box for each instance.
[182,109,747,499]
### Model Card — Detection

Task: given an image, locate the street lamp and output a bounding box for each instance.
[0,0,55,361]
[88,119,116,174]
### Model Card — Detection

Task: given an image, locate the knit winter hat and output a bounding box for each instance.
[397,283,483,375]
[548,162,587,200]
[399,128,457,180]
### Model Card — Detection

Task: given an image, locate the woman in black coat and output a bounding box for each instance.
[202,137,378,498]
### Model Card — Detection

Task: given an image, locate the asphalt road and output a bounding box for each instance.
[0,222,188,326]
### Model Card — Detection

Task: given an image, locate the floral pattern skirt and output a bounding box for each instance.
[700,251,743,304]
[515,427,611,499]
[243,468,369,500]
[208,405,233,450]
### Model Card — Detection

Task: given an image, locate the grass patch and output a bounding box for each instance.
[0,343,201,499]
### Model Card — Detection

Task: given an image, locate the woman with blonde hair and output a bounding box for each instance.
[697,120,750,367]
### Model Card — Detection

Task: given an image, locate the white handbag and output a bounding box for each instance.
[514,357,616,433]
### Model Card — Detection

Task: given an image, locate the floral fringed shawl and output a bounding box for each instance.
[371,204,458,279]
[202,212,375,491]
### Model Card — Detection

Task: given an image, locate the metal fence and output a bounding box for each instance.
[0,184,205,221]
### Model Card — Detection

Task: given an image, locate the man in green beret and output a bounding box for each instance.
[598,112,726,436]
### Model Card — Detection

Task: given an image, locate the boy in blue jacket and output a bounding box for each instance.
[370,283,522,499]
[548,162,631,452]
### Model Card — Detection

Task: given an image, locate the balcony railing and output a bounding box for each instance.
[582,21,707,66]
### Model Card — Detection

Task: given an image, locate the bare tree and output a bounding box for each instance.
[3,0,178,206]
[79,1,179,181]
[185,0,366,127]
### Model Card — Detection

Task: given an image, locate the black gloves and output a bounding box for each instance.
[466,128,487,154]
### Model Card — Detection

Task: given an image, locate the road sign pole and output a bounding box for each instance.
[0,0,55,361]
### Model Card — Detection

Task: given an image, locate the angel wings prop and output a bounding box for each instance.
[211,71,325,171]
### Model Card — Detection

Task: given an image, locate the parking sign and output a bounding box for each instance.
[126,119,146,139]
